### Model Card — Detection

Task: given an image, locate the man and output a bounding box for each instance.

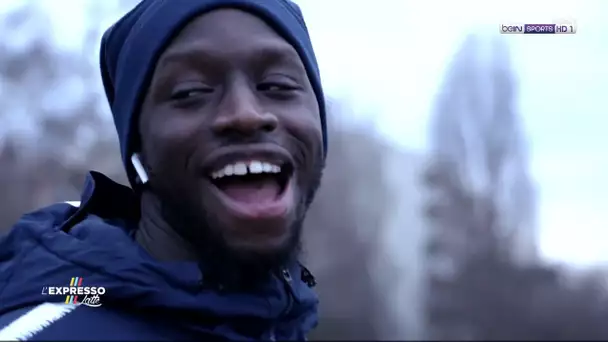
[0,0,327,340]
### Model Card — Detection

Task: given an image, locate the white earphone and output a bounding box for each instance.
[131,153,149,185]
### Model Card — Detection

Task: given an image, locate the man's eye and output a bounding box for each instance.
[170,87,213,100]
[257,82,297,92]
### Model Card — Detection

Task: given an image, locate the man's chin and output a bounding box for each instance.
[224,229,297,258]
[211,220,303,283]
[217,210,302,268]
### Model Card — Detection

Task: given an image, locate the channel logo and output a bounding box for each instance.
[500,18,577,34]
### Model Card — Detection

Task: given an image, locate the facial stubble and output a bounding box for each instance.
[153,157,324,289]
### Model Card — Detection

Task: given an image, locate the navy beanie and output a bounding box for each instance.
[100,0,327,188]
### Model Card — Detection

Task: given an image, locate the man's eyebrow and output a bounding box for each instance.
[156,46,220,71]
[248,44,304,70]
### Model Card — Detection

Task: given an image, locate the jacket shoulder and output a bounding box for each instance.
[0,202,80,278]
[3,202,79,235]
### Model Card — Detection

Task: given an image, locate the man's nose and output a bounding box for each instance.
[212,87,278,136]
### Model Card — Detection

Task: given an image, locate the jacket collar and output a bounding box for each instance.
[61,171,139,232]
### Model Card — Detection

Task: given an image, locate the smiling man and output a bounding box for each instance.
[0,0,327,340]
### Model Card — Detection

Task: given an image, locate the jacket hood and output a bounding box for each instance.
[0,172,318,339]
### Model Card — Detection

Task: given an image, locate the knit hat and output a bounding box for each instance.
[100,0,327,188]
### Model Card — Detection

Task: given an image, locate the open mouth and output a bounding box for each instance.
[208,159,294,219]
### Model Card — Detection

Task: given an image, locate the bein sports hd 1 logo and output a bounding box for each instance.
[500,18,577,34]
[41,277,106,307]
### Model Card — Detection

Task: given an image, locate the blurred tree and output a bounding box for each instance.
[427,34,537,263]
[0,1,125,230]
[423,34,608,340]
[424,34,537,338]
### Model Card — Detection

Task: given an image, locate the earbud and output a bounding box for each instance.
[131,153,149,185]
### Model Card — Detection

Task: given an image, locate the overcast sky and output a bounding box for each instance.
[2,0,607,267]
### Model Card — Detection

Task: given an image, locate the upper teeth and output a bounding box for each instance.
[211,160,281,180]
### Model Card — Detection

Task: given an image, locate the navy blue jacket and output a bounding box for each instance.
[0,172,318,341]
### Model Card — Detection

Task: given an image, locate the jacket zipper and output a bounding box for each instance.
[268,268,294,340]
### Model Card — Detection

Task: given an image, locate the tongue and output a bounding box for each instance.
[218,177,281,203]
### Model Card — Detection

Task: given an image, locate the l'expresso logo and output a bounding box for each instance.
[41,277,105,307]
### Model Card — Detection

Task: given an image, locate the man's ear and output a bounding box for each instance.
[131,153,149,185]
